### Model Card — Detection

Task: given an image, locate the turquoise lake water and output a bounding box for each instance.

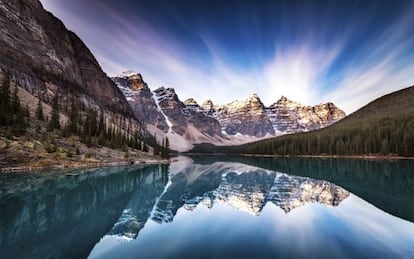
[1,156,413,258]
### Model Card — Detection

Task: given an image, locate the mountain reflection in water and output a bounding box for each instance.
[101,158,349,243]
[88,157,414,259]
[2,157,414,259]
[0,165,168,259]
[151,160,349,224]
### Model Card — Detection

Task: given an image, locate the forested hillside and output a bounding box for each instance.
[191,86,414,157]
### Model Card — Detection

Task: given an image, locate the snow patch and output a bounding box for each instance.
[115,81,135,101]
[116,71,139,78]
[152,94,173,132]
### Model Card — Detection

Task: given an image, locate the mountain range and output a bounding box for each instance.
[113,72,345,151]
[0,0,346,157]
[2,0,411,162]
[192,86,414,157]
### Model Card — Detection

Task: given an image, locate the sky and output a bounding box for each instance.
[39,0,414,114]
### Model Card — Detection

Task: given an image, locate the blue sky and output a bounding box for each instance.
[40,0,414,113]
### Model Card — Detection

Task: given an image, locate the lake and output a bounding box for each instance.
[1,156,414,258]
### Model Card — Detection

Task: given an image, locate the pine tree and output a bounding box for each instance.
[83,113,92,146]
[98,130,105,146]
[121,132,126,146]
[107,126,112,142]
[153,134,158,156]
[49,92,60,130]
[90,109,98,137]
[36,97,44,121]
[161,138,165,158]
[165,137,170,159]
[68,98,78,134]
[98,110,105,135]
[98,113,106,146]
[110,126,116,148]
[22,104,30,128]
[8,85,29,135]
[138,139,142,151]
[143,142,149,152]
[135,130,141,150]
[0,71,10,125]
[11,84,20,115]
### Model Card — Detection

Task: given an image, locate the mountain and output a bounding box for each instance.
[113,71,345,151]
[0,0,154,168]
[211,94,275,137]
[206,94,344,136]
[191,86,414,157]
[0,0,135,120]
[112,72,168,131]
[266,96,345,133]
[113,73,225,152]
[153,87,219,136]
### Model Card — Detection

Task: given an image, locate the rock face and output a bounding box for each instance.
[266,96,346,134]
[114,74,223,151]
[113,71,346,151]
[112,72,169,132]
[151,86,223,143]
[0,0,137,130]
[208,94,275,137]
[153,87,188,135]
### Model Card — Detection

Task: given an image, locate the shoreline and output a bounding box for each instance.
[0,158,170,173]
[241,154,414,160]
[3,153,413,173]
[185,153,414,160]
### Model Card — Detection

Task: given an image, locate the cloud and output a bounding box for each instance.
[40,0,414,114]
[322,4,414,113]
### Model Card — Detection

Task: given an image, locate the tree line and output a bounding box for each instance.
[0,71,30,135]
[232,114,414,157]
[1,70,171,158]
[153,135,170,159]
[191,112,414,158]
[39,86,154,153]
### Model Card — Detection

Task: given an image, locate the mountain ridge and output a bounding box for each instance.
[0,0,135,119]
[113,71,346,151]
[0,0,161,169]
[190,86,414,157]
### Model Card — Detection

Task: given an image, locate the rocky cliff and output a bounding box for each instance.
[113,71,345,151]
[114,71,345,151]
[112,72,168,132]
[211,94,275,137]
[114,73,224,151]
[0,0,137,130]
[266,96,346,134]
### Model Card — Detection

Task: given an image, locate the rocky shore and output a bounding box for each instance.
[0,135,169,173]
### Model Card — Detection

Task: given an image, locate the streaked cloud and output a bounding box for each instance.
[40,0,414,114]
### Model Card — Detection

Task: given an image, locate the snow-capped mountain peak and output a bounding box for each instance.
[112,71,346,152]
[116,70,141,78]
